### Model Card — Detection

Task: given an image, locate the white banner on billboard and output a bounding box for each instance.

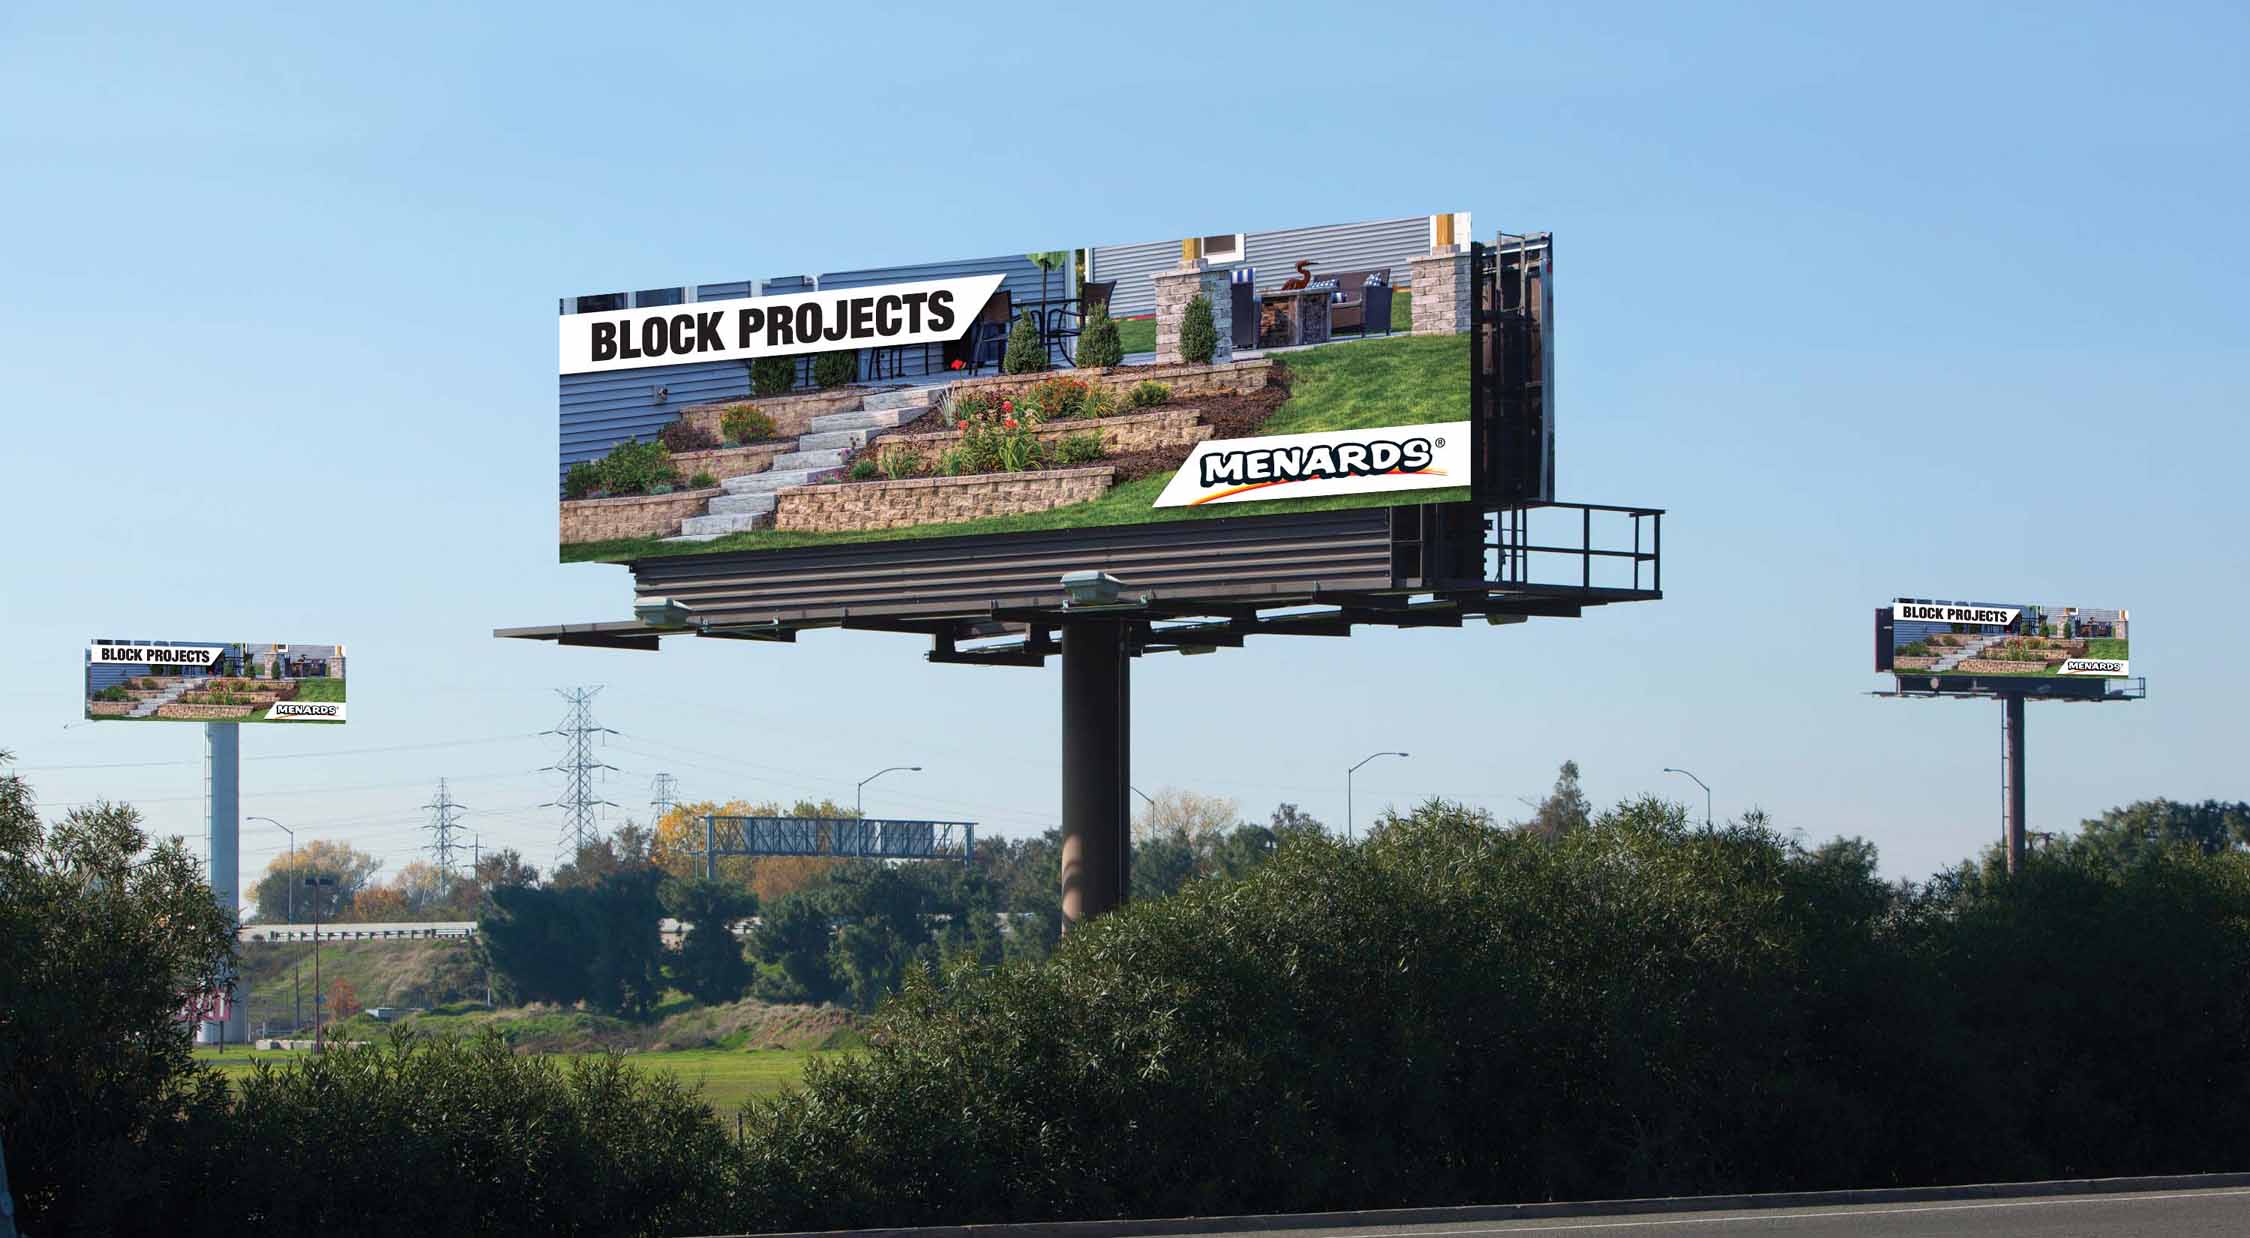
[1894,602,2021,627]
[558,274,1006,375]
[266,701,346,722]
[89,642,224,668]
[2057,658,2130,677]
[1153,421,1472,509]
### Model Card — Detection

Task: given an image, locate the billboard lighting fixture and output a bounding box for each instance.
[1180,644,1218,656]
[633,597,694,629]
[1061,571,1125,607]
[1485,613,1527,626]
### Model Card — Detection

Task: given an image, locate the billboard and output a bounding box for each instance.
[557,211,1546,564]
[85,640,347,723]
[1881,601,2130,679]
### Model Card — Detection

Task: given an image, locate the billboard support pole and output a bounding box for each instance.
[1059,622,1130,928]
[2002,694,2026,875]
[200,721,248,1045]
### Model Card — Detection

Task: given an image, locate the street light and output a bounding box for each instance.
[1662,767,1712,827]
[248,816,296,1034]
[1347,751,1409,841]
[856,765,921,817]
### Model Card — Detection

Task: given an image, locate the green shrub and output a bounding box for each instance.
[846,453,879,481]
[688,471,717,490]
[751,355,797,397]
[1002,311,1047,374]
[595,439,676,497]
[875,443,924,481]
[812,349,858,389]
[938,448,975,476]
[1128,381,1172,408]
[1056,432,1104,466]
[1019,376,1089,421]
[1179,292,1218,364]
[720,404,776,444]
[1080,384,1119,419]
[1075,303,1123,368]
[563,460,603,499]
[657,420,719,453]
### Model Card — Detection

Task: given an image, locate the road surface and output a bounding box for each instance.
[1166,1186,2250,1238]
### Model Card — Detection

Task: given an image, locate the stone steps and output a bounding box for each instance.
[723,467,826,494]
[678,511,769,536]
[794,428,873,452]
[807,407,917,434]
[707,491,778,517]
[862,386,940,411]
[774,446,849,470]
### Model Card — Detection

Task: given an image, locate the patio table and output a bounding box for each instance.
[1256,286,1334,349]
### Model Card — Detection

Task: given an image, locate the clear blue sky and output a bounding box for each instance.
[3,2,2243,886]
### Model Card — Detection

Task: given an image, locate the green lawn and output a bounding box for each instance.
[2085,638,2129,660]
[569,329,1469,563]
[292,678,346,702]
[194,1045,832,1112]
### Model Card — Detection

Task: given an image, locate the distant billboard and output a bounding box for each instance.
[1880,601,2130,679]
[85,640,347,723]
[557,212,1553,565]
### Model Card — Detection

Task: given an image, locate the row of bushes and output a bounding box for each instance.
[751,350,857,395]
[563,440,718,500]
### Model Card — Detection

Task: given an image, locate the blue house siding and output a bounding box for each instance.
[558,358,752,484]
[815,252,1072,378]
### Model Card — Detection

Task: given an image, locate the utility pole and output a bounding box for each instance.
[650,772,679,818]
[304,874,336,1049]
[544,686,617,859]
[422,778,469,885]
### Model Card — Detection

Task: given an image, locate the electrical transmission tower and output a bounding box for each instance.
[423,778,469,881]
[650,772,680,818]
[544,686,618,857]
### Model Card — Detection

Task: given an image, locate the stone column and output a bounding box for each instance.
[1409,249,1472,337]
[1153,263,1233,366]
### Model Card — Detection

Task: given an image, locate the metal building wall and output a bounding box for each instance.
[1091,215,1438,317]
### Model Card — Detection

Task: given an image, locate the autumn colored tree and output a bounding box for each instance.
[327,977,361,1023]
[252,839,381,922]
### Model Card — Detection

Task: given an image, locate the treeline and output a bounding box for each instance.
[475,799,1329,1015]
[14,741,2250,1236]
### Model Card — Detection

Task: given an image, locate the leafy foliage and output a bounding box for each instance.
[1179,292,1218,364]
[1127,380,1171,408]
[657,420,719,453]
[750,355,797,397]
[563,459,603,499]
[1002,310,1047,374]
[1075,303,1123,368]
[811,348,857,389]
[480,868,665,1016]
[663,879,757,1004]
[719,404,776,444]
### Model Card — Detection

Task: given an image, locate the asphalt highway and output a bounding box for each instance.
[1172,1186,2250,1238]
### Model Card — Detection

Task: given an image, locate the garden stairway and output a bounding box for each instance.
[667,387,941,542]
[129,678,200,718]
[1930,634,2003,672]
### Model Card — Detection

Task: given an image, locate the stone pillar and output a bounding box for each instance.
[1153,264,1233,366]
[1409,250,1472,337]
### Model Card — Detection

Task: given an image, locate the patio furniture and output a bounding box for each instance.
[1230,267,1258,351]
[1322,268,1395,335]
[963,320,1011,374]
[1354,275,1395,338]
[943,289,1014,372]
[1040,281,1118,366]
[1256,286,1334,349]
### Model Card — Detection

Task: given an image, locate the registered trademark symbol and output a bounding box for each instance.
[1435,437,1446,448]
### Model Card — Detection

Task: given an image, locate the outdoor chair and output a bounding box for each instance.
[965,320,1010,374]
[1230,266,1258,351]
[1357,276,1394,337]
[1041,281,1118,366]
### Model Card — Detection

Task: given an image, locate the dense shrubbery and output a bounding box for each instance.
[1002,310,1047,374]
[719,403,775,444]
[563,439,679,499]
[1075,303,1123,368]
[750,354,796,397]
[1179,293,1218,363]
[812,348,857,389]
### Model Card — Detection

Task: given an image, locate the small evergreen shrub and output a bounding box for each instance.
[688,471,718,489]
[1179,292,1218,364]
[812,349,858,389]
[1057,432,1105,465]
[751,355,797,397]
[1075,304,1123,368]
[720,404,776,444]
[845,452,879,481]
[1003,311,1048,374]
[563,460,603,499]
[595,439,676,497]
[1128,381,1172,408]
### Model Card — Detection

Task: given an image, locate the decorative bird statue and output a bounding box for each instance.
[1280,259,1316,290]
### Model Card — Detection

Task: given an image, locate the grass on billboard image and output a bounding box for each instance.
[1888,601,2130,679]
[557,212,1487,563]
[84,640,348,723]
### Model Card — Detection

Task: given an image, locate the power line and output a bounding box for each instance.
[543,686,617,857]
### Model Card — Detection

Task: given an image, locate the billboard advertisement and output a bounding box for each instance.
[1882,601,2130,679]
[85,640,347,723]
[557,211,1527,563]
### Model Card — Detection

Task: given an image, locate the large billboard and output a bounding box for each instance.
[557,211,1547,563]
[85,640,347,723]
[1880,601,2130,679]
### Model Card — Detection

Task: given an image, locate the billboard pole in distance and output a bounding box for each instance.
[2002,695,2026,875]
[1058,620,1129,928]
[200,720,248,1045]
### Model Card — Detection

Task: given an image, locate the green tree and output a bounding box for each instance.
[1075,302,1123,368]
[2063,798,2250,865]
[750,892,841,1004]
[1002,310,1048,374]
[1179,292,1218,364]
[251,838,381,923]
[1524,759,1591,838]
[663,878,756,1004]
[0,753,237,1235]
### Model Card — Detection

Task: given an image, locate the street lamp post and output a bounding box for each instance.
[1347,752,1409,841]
[1662,767,1712,827]
[304,874,336,1049]
[855,765,921,818]
[249,816,295,1033]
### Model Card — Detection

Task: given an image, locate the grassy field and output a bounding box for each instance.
[194,1044,831,1111]
[568,328,1469,563]
[293,677,346,702]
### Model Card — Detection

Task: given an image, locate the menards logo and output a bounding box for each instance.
[1154,421,1472,509]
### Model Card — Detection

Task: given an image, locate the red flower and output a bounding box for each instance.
[1004,417,1019,428]
[949,359,965,370]
[1001,400,1014,412]
[957,419,969,430]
